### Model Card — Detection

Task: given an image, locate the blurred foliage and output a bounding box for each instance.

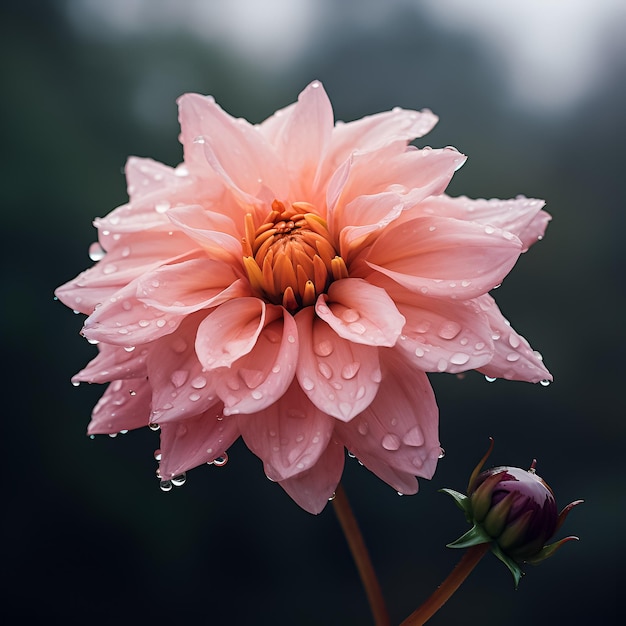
[1,1,620,624]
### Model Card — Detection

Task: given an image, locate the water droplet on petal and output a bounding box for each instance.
[402,425,425,447]
[485,375,497,383]
[438,447,446,459]
[438,321,462,340]
[382,433,401,451]
[212,453,228,467]
[301,377,315,391]
[450,352,470,365]
[314,340,334,357]
[88,242,106,261]
[170,370,189,388]
[540,379,551,387]
[155,200,170,214]
[171,473,187,487]
[341,361,361,380]
[357,422,369,435]
[159,480,173,492]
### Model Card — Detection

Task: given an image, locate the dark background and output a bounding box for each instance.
[2,1,622,624]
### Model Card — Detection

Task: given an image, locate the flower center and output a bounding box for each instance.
[242,200,348,312]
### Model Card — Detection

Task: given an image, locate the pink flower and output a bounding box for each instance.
[56,81,552,514]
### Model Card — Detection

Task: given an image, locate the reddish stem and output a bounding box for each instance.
[400,543,490,625]
[332,483,390,626]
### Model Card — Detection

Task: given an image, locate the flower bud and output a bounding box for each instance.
[442,438,582,586]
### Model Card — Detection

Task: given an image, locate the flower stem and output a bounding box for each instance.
[332,483,390,626]
[400,543,490,625]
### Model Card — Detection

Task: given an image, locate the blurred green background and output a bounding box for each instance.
[2,0,622,624]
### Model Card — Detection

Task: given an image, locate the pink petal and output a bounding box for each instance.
[87,378,152,436]
[214,306,298,416]
[54,232,193,314]
[417,195,550,253]
[377,279,495,373]
[136,257,248,314]
[295,307,381,421]
[335,349,440,487]
[167,205,243,265]
[267,81,334,199]
[476,295,553,383]
[195,297,266,369]
[366,216,522,299]
[147,315,220,423]
[124,156,196,203]
[328,106,438,170]
[278,437,345,514]
[315,278,405,347]
[238,381,335,482]
[73,343,149,384]
[177,92,288,203]
[81,280,184,346]
[158,405,240,478]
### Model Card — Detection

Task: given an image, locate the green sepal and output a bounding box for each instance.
[440,488,473,520]
[524,536,579,565]
[446,523,492,549]
[491,543,524,588]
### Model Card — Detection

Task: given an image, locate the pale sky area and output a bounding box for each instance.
[67,0,625,113]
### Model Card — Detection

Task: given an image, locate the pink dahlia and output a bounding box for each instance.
[56,81,552,514]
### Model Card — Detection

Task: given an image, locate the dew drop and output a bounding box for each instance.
[88,242,106,261]
[170,370,188,388]
[438,321,462,340]
[357,422,369,435]
[508,334,521,349]
[540,379,551,387]
[188,392,201,402]
[251,390,263,400]
[171,473,187,487]
[191,376,207,389]
[402,425,425,447]
[301,377,315,391]
[193,135,206,144]
[341,361,361,380]
[318,362,333,379]
[314,339,334,357]
[154,449,162,461]
[438,447,446,459]
[159,480,173,492]
[506,353,520,362]
[149,423,160,431]
[485,376,497,383]
[381,433,401,451]
[212,453,228,467]
[155,200,170,214]
[450,352,470,365]
[414,346,425,358]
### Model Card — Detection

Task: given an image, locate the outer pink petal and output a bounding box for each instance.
[177,92,288,203]
[214,307,298,416]
[81,280,184,346]
[136,258,248,314]
[267,81,334,199]
[335,349,440,489]
[476,295,553,383]
[73,344,149,384]
[147,315,220,423]
[238,380,335,482]
[295,307,382,421]
[329,147,466,233]
[167,205,243,264]
[315,279,405,347]
[158,405,240,478]
[87,378,152,436]
[327,106,438,169]
[278,437,345,514]
[125,156,196,202]
[54,232,194,314]
[366,216,522,299]
[417,195,550,253]
[376,279,495,373]
[195,297,266,369]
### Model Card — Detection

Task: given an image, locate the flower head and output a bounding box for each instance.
[56,81,552,513]
[443,439,582,586]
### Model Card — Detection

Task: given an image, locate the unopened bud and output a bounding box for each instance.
[441,438,582,586]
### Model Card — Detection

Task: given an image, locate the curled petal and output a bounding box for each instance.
[82,280,184,346]
[476,295,552,383]
[87,378,152,436]
[335,349,440,486]
[54,232,193,314]
[296,307,381,421]
[278,438,345,514]
[316,279,405,347]
[167,205,243,264]
[238,381,335,482]
[73,343,149,384]
[137,257,248,314]
[195,297,266,369]
[159,406,240,478]
[215,306,298,415]
[147,315,219,423]
[177,92,288,203]
[366,216,522,299]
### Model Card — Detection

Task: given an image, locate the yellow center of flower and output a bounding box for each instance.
[242,200,348,312]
